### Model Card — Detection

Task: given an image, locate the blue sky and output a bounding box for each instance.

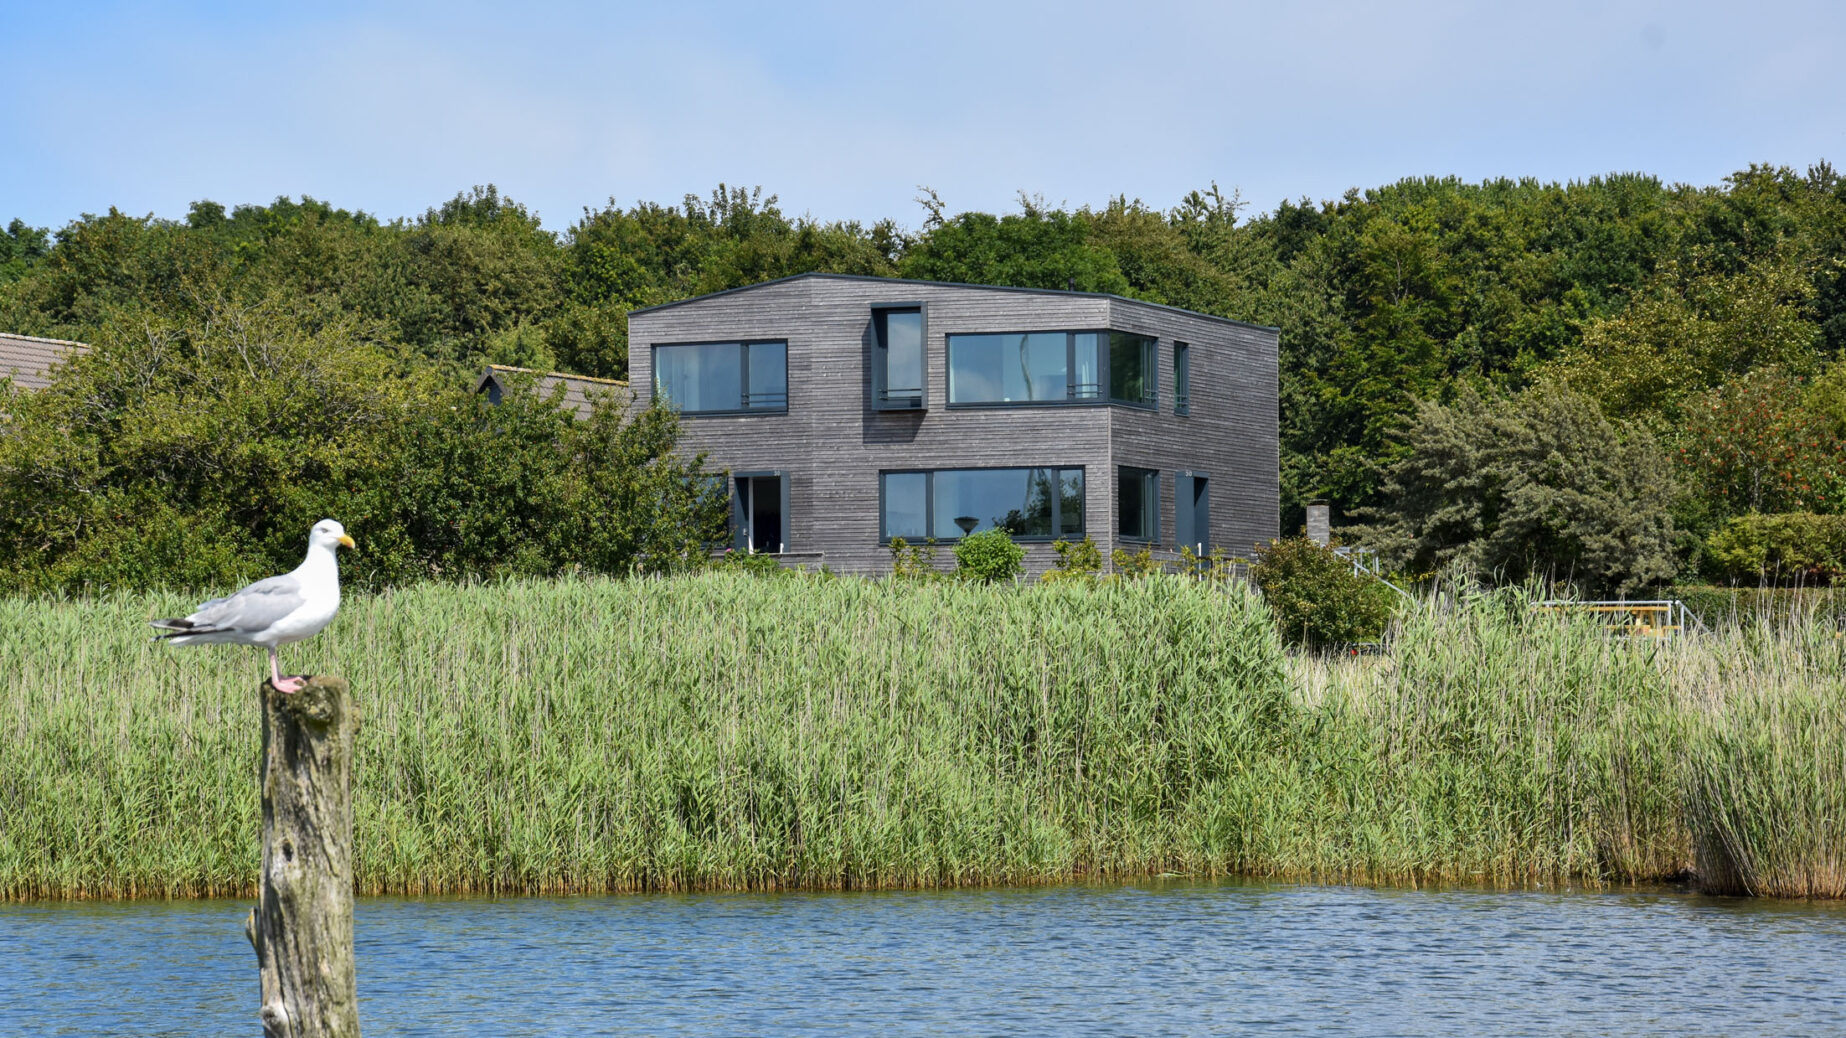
[5,0,1843,233]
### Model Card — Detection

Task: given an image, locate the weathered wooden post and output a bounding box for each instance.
[244,675,361,1038]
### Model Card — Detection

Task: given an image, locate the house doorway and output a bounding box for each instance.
[734,473,786,554]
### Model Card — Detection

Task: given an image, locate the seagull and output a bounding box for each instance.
[150,519,355,693]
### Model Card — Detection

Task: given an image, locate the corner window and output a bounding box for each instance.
[881,468,1084,541]
[653,341,787,414]
[945,330,1154,407]
[873,306,926,410]
[1118,466,1159,542]
[1174,342,1190,415]
[1109,332,1156,406]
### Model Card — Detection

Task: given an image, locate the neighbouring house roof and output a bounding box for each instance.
[474,364,629,419]
[626,272,1281,332]
[0,333,88,391]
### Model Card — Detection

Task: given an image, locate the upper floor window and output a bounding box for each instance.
[873,306,926,410]
[881,467,1085,542]
[946,331,1155,408]
[653,341,787,414]
[1174,342,1190,415]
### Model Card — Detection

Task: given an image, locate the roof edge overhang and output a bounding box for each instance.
[626,273,1280,333]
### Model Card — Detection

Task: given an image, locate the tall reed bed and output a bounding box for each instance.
[3,575,1843,899]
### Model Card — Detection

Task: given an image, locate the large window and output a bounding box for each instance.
[653,341,787,414]
[946,331,1154,407]
[873,307,925,410]
[881,468,1085,541]
[1118,466,1159,542]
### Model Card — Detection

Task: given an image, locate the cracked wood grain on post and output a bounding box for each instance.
[245,675,361,1038]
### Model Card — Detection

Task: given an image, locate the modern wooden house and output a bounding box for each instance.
[625,273,1279,575]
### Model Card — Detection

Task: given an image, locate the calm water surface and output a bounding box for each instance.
[4,881,1845,1036]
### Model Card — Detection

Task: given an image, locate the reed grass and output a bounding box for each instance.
[3,574,1843,899]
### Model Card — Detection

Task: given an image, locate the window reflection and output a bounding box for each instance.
[946,330,1152,406]
[880,468,1084,541]
[875,309,925,409]
[653,342,786,413]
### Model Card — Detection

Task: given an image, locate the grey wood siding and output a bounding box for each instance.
[628,275,1278,575]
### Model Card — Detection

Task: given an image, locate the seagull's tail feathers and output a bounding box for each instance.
[149,618,233,644]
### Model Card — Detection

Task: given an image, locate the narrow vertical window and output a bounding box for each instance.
[1174,342,1190,415]
[1117,466,1159,542]
[1175,473,1209,552]
[873,307,925,410]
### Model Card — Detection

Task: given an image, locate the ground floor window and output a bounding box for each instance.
[732,472,786,553]
[1118,466,1159,542]
[881,468,1084,542]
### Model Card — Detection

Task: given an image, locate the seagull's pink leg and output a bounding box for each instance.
[269,648,304,694]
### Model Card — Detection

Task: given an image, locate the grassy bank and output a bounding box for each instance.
[3,574,1843,899]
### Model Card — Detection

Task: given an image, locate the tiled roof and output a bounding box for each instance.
[0,333,88,391]
[475,365,629,419]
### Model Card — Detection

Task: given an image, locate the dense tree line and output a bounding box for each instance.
[3,167,1843,593]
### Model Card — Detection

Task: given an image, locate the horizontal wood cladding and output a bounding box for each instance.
[628,276,1278,575]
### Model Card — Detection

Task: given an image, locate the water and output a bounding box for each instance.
[5,881,1846,1036]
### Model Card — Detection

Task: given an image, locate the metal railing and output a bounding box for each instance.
[1534,599,1705,637]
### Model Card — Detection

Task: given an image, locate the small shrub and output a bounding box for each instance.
[714,548,787,577]
[889,537,941,580]
[1702,513,1846,586]
[953,528,1024,583]
[1041,537,1103,582]
[1111,545,1159,579]
[1252,537,1398,649]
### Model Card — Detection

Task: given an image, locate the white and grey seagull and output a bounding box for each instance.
[150,519,355,693]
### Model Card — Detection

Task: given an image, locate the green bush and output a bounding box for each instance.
[1252,537,1399,649]
[1668,585,1846,627]
[1701,513,1846,586]
[1041,537,1103,582]
[888,537,941,580]
[953,528,1024,583]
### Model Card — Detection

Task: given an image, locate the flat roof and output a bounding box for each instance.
[626,273,1280,333]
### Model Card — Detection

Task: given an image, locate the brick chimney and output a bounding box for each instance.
[1306,500,1332,547]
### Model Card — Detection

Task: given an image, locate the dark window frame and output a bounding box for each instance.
[871,303,928,411]
[943,329,1157,411]
[1117,465,1161,544]
[650,339,790,416]
[729,469,790,553]
[1174,470,1209,553]
[1173,341,1190,416]
[878,466,1086,543]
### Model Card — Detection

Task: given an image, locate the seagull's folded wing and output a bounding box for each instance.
[187,574,306,634]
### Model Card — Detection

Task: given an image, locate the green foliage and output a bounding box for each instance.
[6,165,1846,593]
[1251,537,1397,648]
[1701,513,1846,585]
[1679,367,1845,518]
[0,219,49,284]
[0,299,721,593]
[952,528,1024,583]
[1668,584,1846,626]
[25,575,1846,897]
[1366,384,1679,595]
[1110,545,1159,579]
[888,537,940,580]
[1041,537,1103,582]
[714,548,788,577]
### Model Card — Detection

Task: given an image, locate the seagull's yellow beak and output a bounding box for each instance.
[338,535,356,549]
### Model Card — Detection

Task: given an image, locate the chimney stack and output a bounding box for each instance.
[1306,500,1331,547]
